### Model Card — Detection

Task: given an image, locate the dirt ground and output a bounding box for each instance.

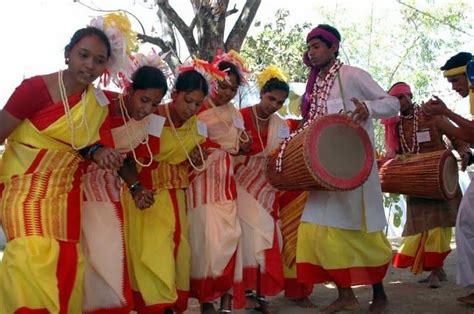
[185,238,474,314]
[0,238,473,313]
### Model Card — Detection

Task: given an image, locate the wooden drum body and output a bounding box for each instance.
[265,114,374,191]
[378,150,458,200]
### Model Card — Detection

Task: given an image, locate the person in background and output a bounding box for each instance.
[385,82,470,288]
[294,24,399,314]
[187,50,252,314]
[422,51,474,305]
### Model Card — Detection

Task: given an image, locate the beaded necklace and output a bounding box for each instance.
[118,95,153,167]
[58,70,90,149]
[252,105,269,157]
[398,105,420,154]
[164,103,206,171]
[207,98,250,143]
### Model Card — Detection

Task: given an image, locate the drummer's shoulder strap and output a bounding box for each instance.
[336,71,348,112]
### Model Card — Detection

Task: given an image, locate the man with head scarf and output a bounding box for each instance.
[423,51,474,305]
[385,82,470,288]
[294,24,399,313]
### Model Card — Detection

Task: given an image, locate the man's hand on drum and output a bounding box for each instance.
[350,98,369,123]
[461,152,471,171]
[421,96,449,117]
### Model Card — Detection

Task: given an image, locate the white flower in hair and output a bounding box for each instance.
[89,12,137,87]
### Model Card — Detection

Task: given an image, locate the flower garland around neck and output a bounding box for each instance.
[207,97,250,143]
[118,94,153,167]
[58,70,91,150]
[275,60,343,172]
[398,105,420,154]
[252,105,269,157]
[164,103,206,172]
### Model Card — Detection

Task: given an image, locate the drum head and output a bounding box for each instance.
[441,153,459,199]
[305,115,374,190]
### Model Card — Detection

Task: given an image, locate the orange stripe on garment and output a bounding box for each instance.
[284,278,313,299]
[132,290,174,314]
[169,189,181,258]
[66,164,82,241]
[297,262,389,288]
[190,252,237,303]
[280,191,308,267]
[23,171,50,236]
[392,251,451,271]
[15,308,49,314]
[25,149,47,174]
[57,241,78,314]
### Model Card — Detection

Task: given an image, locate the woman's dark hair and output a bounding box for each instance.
[313,24,341,57]
[174,70,208,95]
[131,65,168,94]
[217,61,242,85]
[65,27,112,58]
[261,77,290,96]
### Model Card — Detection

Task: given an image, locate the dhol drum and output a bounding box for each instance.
[378,150,458,200]
[265,114,374,191]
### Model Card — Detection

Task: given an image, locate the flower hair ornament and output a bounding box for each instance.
[256,65,289,90]
[89,12,138,87]
[212,49,250,85]
[120,49,175,90]
[175,59,227,95]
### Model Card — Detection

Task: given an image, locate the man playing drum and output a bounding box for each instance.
[294,24,399,313]
[423,52,474,305]
[384,82,470,288]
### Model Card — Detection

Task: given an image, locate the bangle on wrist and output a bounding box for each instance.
[129,181,141,193]
[88,143,104,160]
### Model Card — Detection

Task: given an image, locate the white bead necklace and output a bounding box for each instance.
[164,103,206,172]
[58,70,90,149]
[118,95,153,167]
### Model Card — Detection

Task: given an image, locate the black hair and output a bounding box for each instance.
[217,61,242,86]
[65,27,112,58]
[440,52,473,71]
[131,65,168,94]
[174,70,208,95]
[261,77,290,96]
[311,24,342,57]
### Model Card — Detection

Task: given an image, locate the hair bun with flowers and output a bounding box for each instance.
[212,49,250,85]
[122,49,175,89]
[89,12,138,87]
[256,65,288,90]
[175,59,227,95]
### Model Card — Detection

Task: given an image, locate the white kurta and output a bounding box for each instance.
[456,179,474,288]
[302,65,399,232]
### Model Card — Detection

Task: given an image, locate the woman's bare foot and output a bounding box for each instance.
[245,291,257,309]
[369,297,388,313]
[457,293,474,305]
[255,296,272,314]
[218,293,232,313]
[200,302,217,314]
[320,288,359,314]
[290,296,317,308]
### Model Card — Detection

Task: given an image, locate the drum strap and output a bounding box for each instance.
[337,73,349,112]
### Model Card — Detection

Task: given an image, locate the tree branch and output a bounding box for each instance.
[137,33,168,50]
[225,0,261,52]
[155,0,199,56]
[226,4,238,17]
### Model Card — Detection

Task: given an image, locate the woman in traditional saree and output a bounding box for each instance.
[123,61,222,314]
[233,66,290,313]
[81,63,168,313]
[187,50,251,314]
[0,27,122,313]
